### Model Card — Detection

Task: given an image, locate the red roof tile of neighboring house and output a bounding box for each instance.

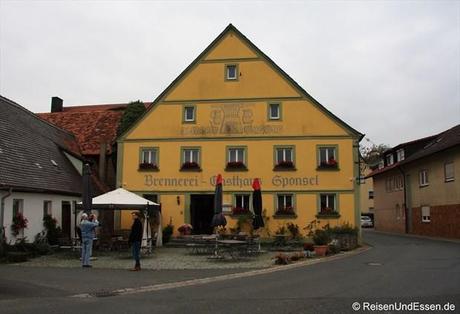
[37,102,151,156]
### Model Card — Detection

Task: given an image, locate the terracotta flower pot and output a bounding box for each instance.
[314,245,328,257]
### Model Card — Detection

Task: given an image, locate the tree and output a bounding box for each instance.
[117,100,146,137]
[360,143,390,166]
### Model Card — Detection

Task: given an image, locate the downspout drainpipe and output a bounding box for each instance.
[397,166,409,234]
[1,187,13,250]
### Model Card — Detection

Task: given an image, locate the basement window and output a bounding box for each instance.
[421,206,431,223]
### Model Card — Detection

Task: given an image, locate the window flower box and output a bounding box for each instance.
[316,208,341,218]
[231,206,251,216]
[318,159,338,169]
[274,206,296,217]
[139,163,159,170]
[274,160,295,170]
[226,161,247,170]
[180,161,200,170]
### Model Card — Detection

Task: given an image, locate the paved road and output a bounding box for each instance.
[1,231,459,314]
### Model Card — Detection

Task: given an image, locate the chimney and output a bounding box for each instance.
[51,97,63,113]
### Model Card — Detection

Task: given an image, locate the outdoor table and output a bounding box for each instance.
[216,240,247,260]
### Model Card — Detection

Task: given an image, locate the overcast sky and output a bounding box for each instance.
[1,0,459,147]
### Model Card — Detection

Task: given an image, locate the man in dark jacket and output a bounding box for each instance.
[128,211,143,271]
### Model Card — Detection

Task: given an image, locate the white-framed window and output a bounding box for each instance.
[184,106,195,122]
[276,147,293,164]
[368,190,374,199]
[43,200,52,218]
[269,103,280,120]
[319,194,337,214]
[386,154,394,166]
[419,169,429,187]
[12,199,24,218]
[183,149,199,164]
[421,206,430,222]
[396,149,405,162]
[276,194,295,215]
[141,148,157,164]
[234,194,250,211]
[226,65,237,80]
[228,148,245,163]
[378,160,384,169]
[318,146,338,167]
[444,162,454,182]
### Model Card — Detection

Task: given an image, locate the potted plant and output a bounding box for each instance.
[180,161,200,170]
[177,223,193,236]
[274,160,295,170]
[226,161,247,170]
[139,162,159,170]
[231,206,250,215]
[312,229,330,256]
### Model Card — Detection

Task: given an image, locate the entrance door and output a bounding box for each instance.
[61,201,71,239]
[190,194,214,235]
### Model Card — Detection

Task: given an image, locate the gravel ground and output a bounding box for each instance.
[15,247,280,270]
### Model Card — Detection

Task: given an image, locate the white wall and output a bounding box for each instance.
[1,191,81,243]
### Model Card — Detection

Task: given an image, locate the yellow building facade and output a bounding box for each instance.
[117,24,363,236]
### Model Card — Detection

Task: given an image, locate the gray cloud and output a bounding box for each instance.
[1,0,459,146]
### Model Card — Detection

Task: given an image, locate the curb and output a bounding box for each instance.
[364,229,460,245]
[72,245,371,298]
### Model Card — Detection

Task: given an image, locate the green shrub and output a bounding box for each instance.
[312,229,330,245]
[330,223,358,236]
[43,215,62,245]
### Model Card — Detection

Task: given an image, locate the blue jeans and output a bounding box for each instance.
[81,238,93,266]
[132,241,141,267]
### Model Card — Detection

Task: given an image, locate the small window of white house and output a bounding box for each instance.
[419,169,429,187]
[226,65,237,80]
[386,154,394,166]
[12,199,24,218]
[396,149,405,162]
[43,201,52,218]
[421,206,430,222]
[445,162,454,182]
[269,103,280,120]
[184,106,195,122]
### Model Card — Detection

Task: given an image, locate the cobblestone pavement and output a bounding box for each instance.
[15,247,278,270]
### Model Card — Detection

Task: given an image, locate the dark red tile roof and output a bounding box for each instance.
[37,102,151,155]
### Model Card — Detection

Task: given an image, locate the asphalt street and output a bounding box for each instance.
[1,230,459,314]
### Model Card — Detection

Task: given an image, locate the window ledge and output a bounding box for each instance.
[138,168,159,172]
[273,167,297,171]
[316,213,341,219]
[273,214,297,219]
[225,166,248,172]
[316,167,340,171]
[419,184,429,188]
[180,168,202,172]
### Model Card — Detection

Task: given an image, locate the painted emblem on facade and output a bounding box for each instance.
[181,103,282,136]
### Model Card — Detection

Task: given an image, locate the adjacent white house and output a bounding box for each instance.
[0,96,84,243]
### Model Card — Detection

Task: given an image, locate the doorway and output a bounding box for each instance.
[190,194,214,235]
[61,201,71,239]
